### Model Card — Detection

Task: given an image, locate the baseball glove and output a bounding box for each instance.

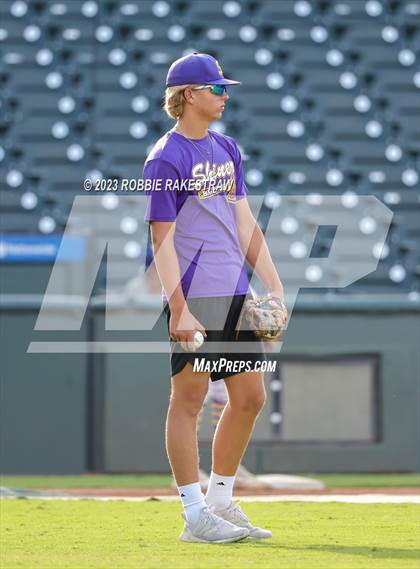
[240,295,288,341]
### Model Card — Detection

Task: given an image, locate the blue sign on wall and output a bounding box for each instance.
[0,234,86,263]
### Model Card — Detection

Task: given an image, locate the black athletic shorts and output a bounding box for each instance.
[163,294,267,381]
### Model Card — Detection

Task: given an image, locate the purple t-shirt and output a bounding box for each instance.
[143,129,250,300]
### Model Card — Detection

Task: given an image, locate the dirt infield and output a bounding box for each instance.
[40,486,418,497]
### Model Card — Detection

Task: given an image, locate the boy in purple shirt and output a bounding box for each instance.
[144,52,286,544]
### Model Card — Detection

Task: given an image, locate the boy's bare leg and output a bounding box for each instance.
[211,371,266,475]
[166,362,210,485]
[205,370,273,539]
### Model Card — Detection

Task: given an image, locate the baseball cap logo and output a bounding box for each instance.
[215,59,224,78]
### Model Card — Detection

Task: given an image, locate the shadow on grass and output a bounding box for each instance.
[249,542,420,561]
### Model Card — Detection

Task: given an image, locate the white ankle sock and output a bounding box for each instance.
[178,482,206,525]
[205,471,235,510]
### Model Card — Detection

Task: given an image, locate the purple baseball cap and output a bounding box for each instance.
[166,52,241,87]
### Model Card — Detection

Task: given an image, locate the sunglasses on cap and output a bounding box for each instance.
[190,85,228,96]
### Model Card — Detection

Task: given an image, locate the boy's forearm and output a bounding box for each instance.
[151,234,187,314]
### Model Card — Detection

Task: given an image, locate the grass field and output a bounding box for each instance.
[1,500,419,569]
[1,472,419,489]
[1,474,419,568]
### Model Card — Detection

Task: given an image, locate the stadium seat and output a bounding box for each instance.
[0,0,418,294]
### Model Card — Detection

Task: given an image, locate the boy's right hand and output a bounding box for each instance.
[169,307,207,352]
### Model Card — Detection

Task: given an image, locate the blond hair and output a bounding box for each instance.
[163,84,194,120]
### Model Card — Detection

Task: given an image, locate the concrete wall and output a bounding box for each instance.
[1,296,419,474]
[0,305,88,474]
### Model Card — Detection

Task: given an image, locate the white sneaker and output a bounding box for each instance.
[179,506,250,544]
[210,501,272,539]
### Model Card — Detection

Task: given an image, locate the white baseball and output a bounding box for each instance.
[194,330,204,349]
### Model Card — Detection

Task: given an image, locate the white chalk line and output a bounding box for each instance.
[2,494,419,504]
